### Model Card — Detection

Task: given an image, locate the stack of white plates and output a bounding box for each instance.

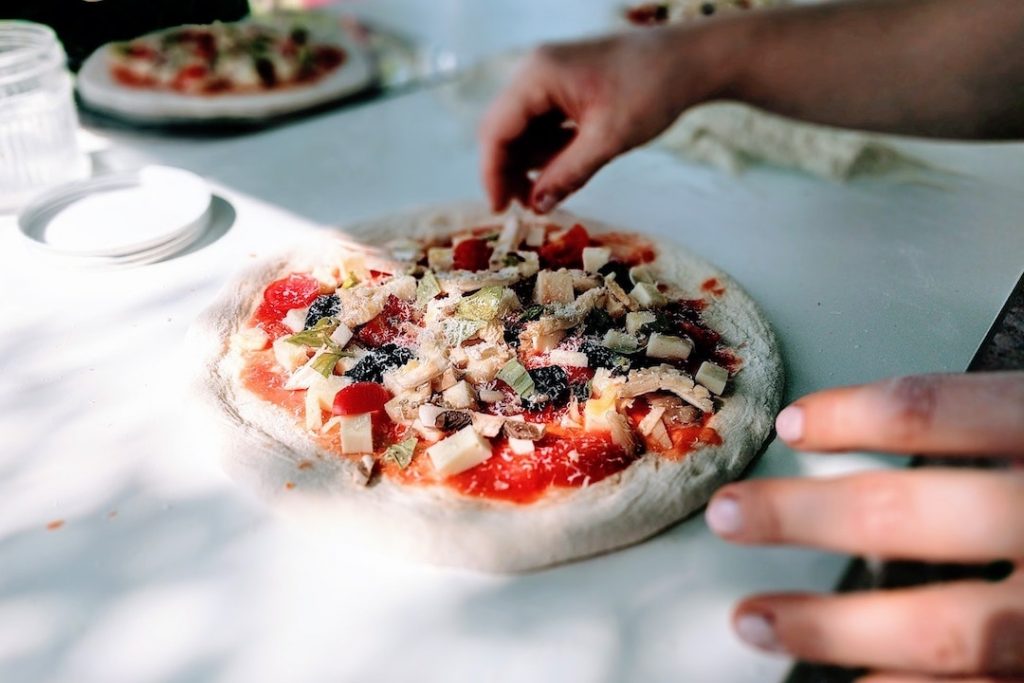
[17,165,212,268]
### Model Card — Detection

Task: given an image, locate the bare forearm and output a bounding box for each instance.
[697,0,1024,139]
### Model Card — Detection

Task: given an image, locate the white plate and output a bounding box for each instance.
[76,21,375,123]
[17,165,212,260]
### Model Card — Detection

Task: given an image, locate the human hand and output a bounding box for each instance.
[479,25,737,213]
[706,372,1024,680]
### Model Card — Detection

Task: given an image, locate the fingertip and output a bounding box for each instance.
[775,405,805,444]
[705,489,744,538]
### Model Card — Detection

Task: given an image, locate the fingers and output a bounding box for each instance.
[528,119,622,212]
[707,469,1024,561]
[733,580,1024,676]
[775,373,1024,457]
[478,60,559,211]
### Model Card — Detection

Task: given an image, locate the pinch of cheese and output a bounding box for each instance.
[443,380,477,409]
[626,311,657,335]
[426,425,493,477]
[427,247,454,271]
[338,413,373,454]
[695,360,729,395]
[548,349,588,367]
[384,275,417,302]
[272,338,308,372]
[581,246,611,274]
[646,332,693,361]
[630,282,667,308]
[534,270,574,305]
[283,306,310,333]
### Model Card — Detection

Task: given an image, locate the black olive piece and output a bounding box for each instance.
[597,261,632,290]
[290,27,309,45]
[527,366,570,407]
[345,344,414,384]
[580,340,632,376]
[700,2,716,15]
[255,57,276,87]
[571,382,592,401]
[582,308,614,336]
[304,295,341,329]
[511,274,537,303]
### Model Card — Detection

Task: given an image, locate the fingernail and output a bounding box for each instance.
[775,406,804,443]
[706,495,743,536]
[533,192,558,214]
[735,612,784,653]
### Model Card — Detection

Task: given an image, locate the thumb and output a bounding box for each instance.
[529,120,621,213]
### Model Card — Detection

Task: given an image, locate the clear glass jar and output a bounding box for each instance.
[0,21,89,212]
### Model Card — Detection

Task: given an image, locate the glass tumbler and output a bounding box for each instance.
[0,21,89,213]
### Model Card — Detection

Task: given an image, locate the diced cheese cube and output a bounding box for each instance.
[508,438,535,455]
[525,224,546,247]
[646,332,693,361]
[284,361,327,390]
[479,387,504,403]
[427,247,454,271]
[532,329,565,352]
[584,393,618,432]
[306,374,349,411]
[471,411,504,437]
[329,324,353,349]
[534,269,574,305]
[629,265,655,284]
[695,360,729,395]
[384,275,417,302]
[272,338,308,372]
[548,349,589,367]
[442,380,477,409]
[630,282,667,308]
[426,425,493,476]
[234,327,269,351]
[626,311,657,335]
[338,413,373,454]
[417,404,447,429]
[602,329,638,353]
[637,406,667,436]
[283,307,310,333]
[581,246,611,273]
[305,390,324,431]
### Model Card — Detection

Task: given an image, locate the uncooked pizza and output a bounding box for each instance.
[625,0,787,26]
[189,204,783,571]
[76,15,374,122]
[106,21,345,95]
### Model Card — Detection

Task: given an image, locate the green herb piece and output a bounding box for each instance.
[643,311,678,335]
[517,304,545,323]
[443,318,484,346]
[311,352,343,377]
[416,270,441,306]
[602,329,639,354]
[384,437,418,469]
[496,359,535,398]
[340,272,359,289]
[285,317,338,348]
[457,286,514,321]
[503,253,524,267]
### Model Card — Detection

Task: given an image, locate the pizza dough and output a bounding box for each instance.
[187,203,783,572]
[657,102,935,181]
[76,17,375,123]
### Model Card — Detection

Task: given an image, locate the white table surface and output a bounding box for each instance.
[3,5,1024,683]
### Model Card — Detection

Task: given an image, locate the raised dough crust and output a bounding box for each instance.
[76,25,375,123]
[186,202,784,572]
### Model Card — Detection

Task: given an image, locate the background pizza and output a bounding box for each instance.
[77,14,375,123]
[188,203,783,572]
